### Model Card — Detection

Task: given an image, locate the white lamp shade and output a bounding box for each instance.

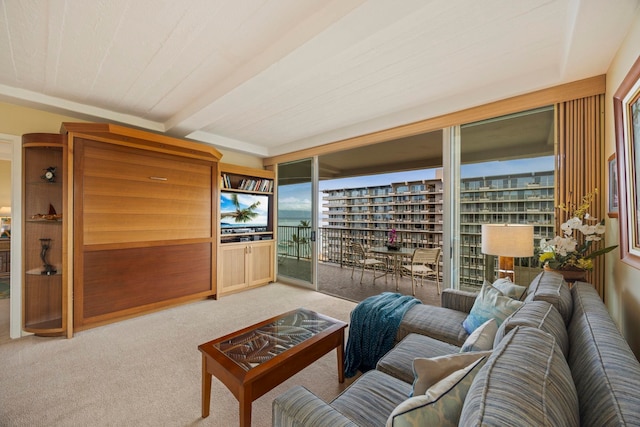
[481,224,534,258]
[0,206,10,215]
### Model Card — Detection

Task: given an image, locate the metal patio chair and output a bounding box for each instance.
[350,242,387,284]
[400,247,441,295]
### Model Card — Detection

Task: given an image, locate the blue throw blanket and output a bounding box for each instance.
[344,292,422,378]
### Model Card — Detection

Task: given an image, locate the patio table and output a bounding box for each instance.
[370,246,414,293]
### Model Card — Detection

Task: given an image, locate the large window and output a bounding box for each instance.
[457,107,555,289]
[310,107,556,297]
[277,159,314,287]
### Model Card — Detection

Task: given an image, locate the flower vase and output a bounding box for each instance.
[386,244,399,251]
[543,265,587,283]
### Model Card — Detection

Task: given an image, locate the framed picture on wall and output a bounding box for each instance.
[614,55,640,269]
[608,153,618,218]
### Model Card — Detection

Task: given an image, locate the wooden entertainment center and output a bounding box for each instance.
[218,163,275,296]
[22,123,275,337]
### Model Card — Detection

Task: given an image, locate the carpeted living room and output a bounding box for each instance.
[2,2,640,427]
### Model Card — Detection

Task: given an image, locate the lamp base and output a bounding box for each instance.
[497,256,515,282]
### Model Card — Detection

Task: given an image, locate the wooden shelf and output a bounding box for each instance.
[22,133,67,338]
[24,318,63,335]
[221,187,273,195]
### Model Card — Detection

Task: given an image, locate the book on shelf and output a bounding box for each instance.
[221,174,232,189]
[221,174,273,192]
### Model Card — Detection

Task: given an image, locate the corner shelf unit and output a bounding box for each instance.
[22,133,68,337]
[218,163,275,296]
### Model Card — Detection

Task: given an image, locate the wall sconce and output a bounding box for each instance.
[481,224,534,282]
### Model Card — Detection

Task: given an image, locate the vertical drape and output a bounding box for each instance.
[555,95,605,296]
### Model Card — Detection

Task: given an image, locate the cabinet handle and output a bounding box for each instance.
[149,176,168,181]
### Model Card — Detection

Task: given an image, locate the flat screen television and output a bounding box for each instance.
[220,191,269,231]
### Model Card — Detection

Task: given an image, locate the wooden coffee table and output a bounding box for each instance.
[198,308,347,426]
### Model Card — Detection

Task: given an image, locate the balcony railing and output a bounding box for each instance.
[277,225,542,290]
[277,225,313,260]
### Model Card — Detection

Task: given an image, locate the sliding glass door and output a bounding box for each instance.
[455,107,555,289]
[271,108,556,297]
[276,159,315,287]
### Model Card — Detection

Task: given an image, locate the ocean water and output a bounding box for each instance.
[278,218,310,226]
[278,209,312,227]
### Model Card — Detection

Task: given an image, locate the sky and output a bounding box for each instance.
[278,156,554,213]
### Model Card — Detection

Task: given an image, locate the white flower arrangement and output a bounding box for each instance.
[538,190,616,271]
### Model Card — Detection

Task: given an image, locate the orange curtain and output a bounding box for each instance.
[555,95,605,296]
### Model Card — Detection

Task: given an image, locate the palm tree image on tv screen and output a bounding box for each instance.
[220,192,269,232]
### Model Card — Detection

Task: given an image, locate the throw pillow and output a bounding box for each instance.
[460,318,497,352]
[462,281,523,334]
[387,356,488,427]
[412,351,491,396]
[490,278,527,300]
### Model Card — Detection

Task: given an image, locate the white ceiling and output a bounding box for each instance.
[0,0,638,158]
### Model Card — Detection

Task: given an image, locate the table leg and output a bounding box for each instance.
[394,257,401,291]
[337,333,345,383]
[201,354,212,418]
[239,388,252,427]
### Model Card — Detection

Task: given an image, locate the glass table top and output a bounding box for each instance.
[213,308,339,371]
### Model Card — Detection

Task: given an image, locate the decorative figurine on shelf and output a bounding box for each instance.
[40,238,56,275]
[31,204,62,221]
[41,166,56,183]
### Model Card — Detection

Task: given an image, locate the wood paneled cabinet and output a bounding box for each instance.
[218,241,274,295]
[218,163,275,296]
[22,133,68,337]
[62,123,222,332]
[22,123,222,337]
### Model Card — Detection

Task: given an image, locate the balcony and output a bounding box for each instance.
[277,226,542,302]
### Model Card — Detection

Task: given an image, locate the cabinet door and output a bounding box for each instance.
[219,244,249,294]
[248,241,274,287]
[73,138,215,330]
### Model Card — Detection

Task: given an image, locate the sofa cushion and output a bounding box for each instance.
[272,386,359,427]
[397,305,469,346]
[459,326,579,427]
[462,281,523,334]
[460,318,497,352]
[387,356,488,427]
[568,282,640,427]
[331,370,411,426]
[490,278,527,300]
[377,333,460,384]
[412,351,491,396]
[493,300,569,357]
[525,270,573,324]
[440,288,478,313]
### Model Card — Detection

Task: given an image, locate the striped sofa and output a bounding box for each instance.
[272,271,640,426]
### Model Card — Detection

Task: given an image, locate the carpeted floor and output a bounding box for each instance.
[0,282,359,427]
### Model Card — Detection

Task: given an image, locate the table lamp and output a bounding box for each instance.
[481,224,534,282]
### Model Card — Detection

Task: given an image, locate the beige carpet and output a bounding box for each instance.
[0,297,9,344]
[0,283,360,427]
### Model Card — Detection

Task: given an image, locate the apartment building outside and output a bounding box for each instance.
[320,170,555,288]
